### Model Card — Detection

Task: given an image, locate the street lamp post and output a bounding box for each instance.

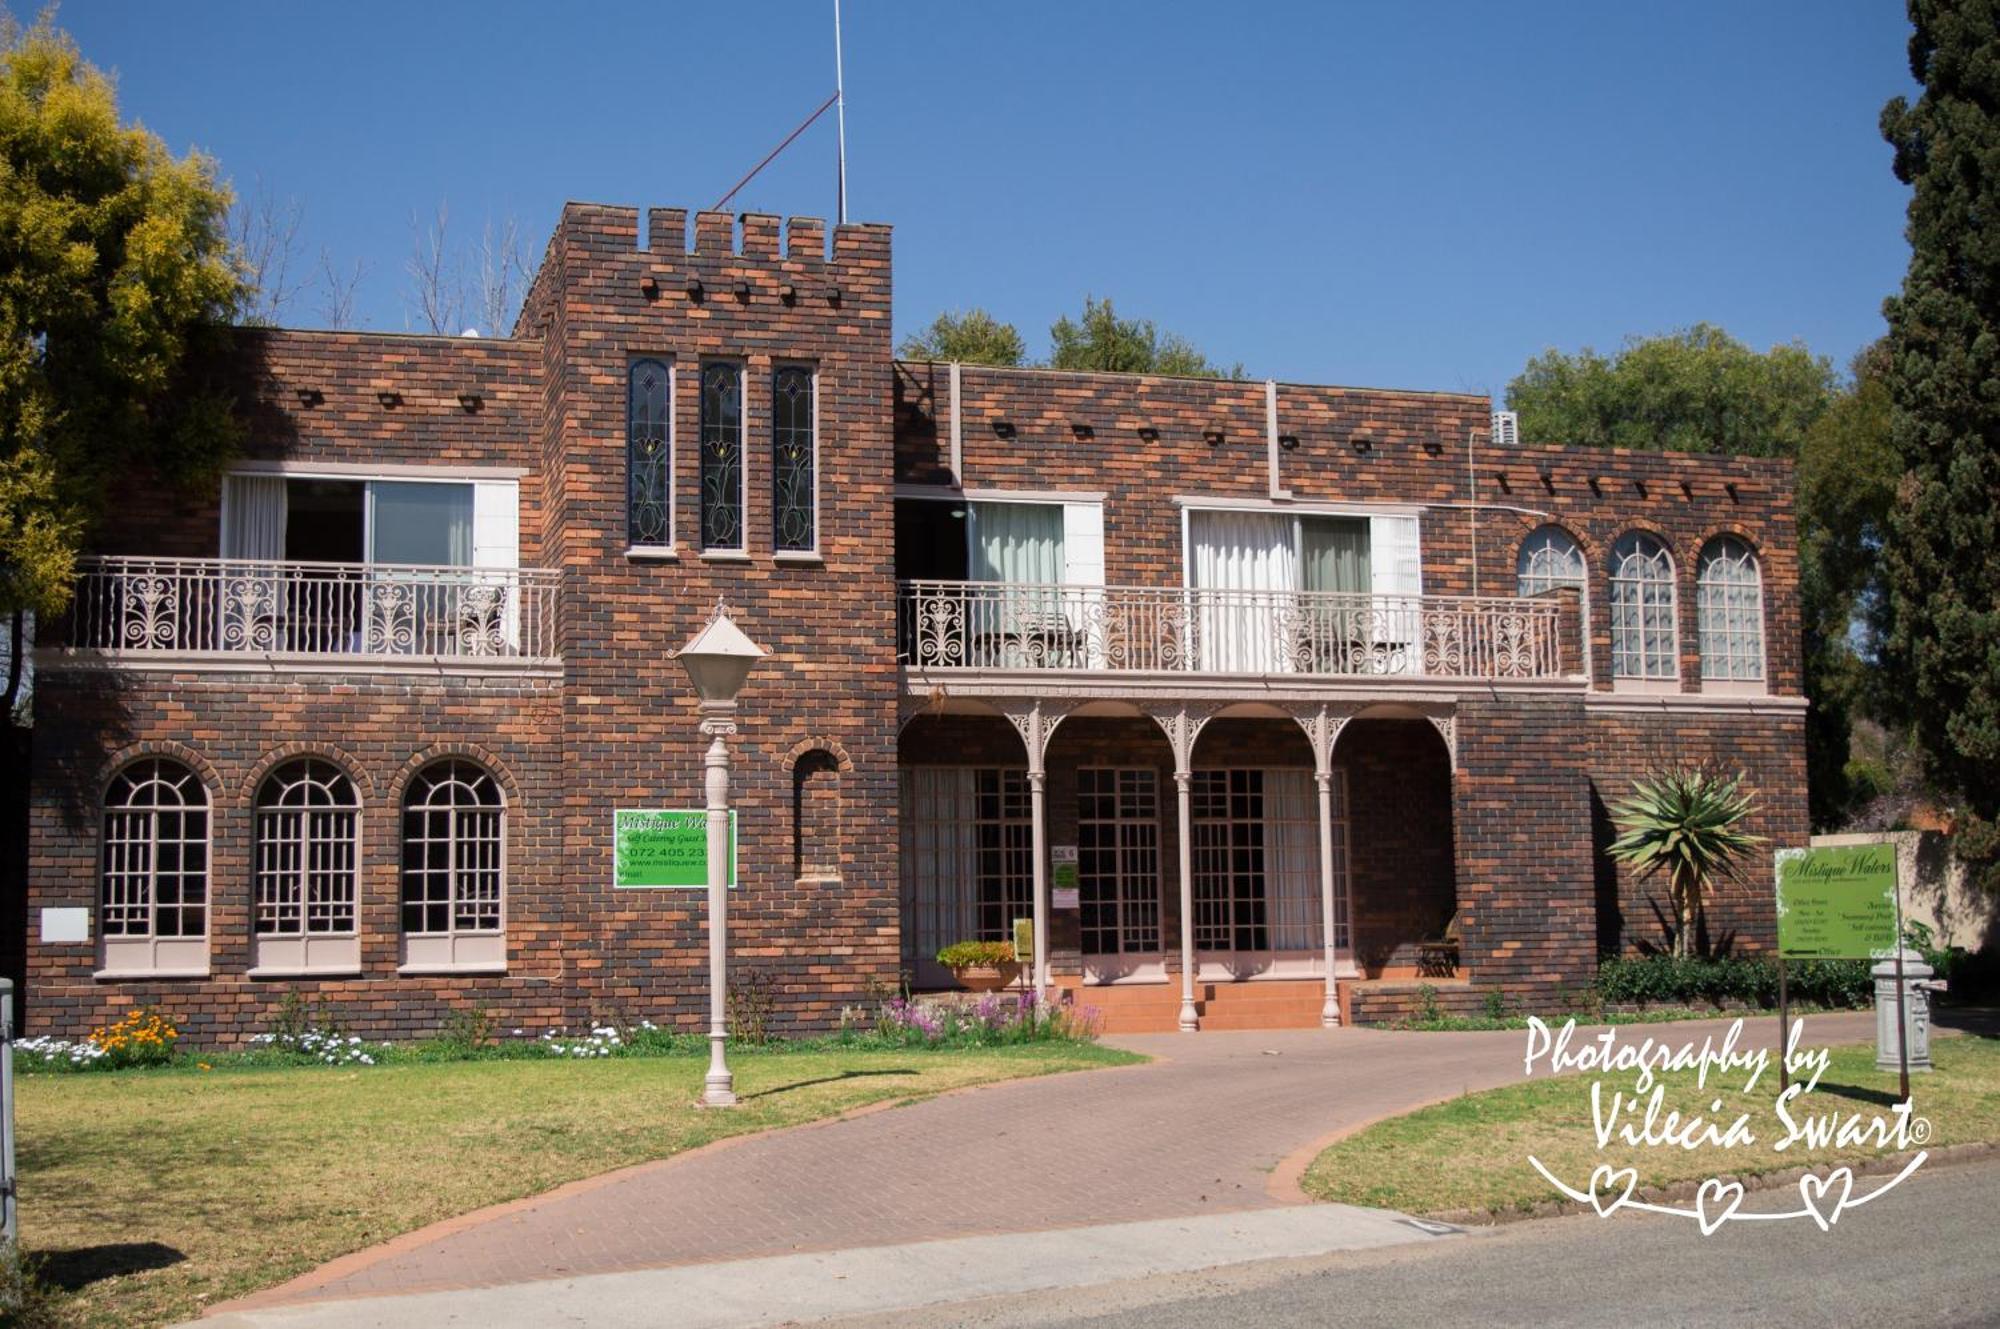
[674,602,766,1109]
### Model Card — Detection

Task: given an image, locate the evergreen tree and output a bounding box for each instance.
[897,309,1026,366]
[1878,0,2000,882]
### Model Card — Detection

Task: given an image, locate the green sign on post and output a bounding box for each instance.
[614,809,738,889]
[1774,842,1898,959]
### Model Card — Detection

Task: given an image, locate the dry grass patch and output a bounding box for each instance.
[1303,1033,2000,1217]
[15,1042,1139,1328]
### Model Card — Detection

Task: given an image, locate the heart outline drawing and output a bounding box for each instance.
[1587,1164,1639,1217]
[1695,1178,1746,1235]
[1798,1167,1856,1232]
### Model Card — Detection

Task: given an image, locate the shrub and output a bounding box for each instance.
[439,1005,498,1051]
[935,940,1017,970]
[838,991,1097,1047]
[0,1241,68,1329]
[87,1007,179,1068]
[1596,954,1868,1010]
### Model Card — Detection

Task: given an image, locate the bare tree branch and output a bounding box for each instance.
[475,216,529,337]
[231,177,308,326]
[317,247,367,330]
[405,202,465,335]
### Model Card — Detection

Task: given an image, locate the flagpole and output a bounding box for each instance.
[834,0,848,224]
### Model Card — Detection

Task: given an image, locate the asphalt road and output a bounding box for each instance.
[820,1159,2000,1329]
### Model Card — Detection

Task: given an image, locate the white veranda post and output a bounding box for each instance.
[1149,706,1211,1033]
[1293,705,1351,1029]
[703,714,735,1107]
[1006,704,1066,999]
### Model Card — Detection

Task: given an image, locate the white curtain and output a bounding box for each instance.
[222,476,287,561]
[1263,769,1321,951]
[1189,510,1298,672]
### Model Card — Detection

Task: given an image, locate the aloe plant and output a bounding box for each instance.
[1607,769,1764,957]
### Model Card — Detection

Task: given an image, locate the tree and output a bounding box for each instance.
[1877,0,2000,885]
[897,309,1026,366]
[404,202,529,337]
[229,176,308,326]
[1506,323,1835,458]
[1797,342,1901,826]
[1607,768,1764,956]
[1047,296,1243,378]
[0,13,245,717]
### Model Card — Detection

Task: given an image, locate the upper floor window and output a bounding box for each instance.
[100,758,209,975]
[1610,532,1678,681]
[254,758,361,973]
[773,366,817,553]
[1698,536,1765,684]
[700,362,745,551]
[628,358,672,548]
[401,758,506,972]
[1516,526,1586,598]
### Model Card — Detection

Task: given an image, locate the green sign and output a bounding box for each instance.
[1775,843,1898,959]
[1013,917,1034,964]
[614,809,738,889]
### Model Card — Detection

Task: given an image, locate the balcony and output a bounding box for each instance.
[57,556,561,668]
[898,580,1575,682]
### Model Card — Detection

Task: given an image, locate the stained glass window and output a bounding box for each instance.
[773,366,816,552]
[627,358,671,547]
[700,362,744,551]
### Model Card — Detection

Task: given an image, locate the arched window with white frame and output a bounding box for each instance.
[254,758,361,974]
[100,758,210,976]
[1698,536,1765,687]
[1516,525,1587,598]
[1610,532,1678,683]
[401,758,506,971]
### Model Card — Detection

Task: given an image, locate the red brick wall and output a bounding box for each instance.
[25,669,566,1043]
[894,364,1801,695]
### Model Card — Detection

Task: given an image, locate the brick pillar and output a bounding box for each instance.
[1453,695,1596,1001]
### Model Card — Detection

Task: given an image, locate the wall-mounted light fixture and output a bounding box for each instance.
[1725,481,1740,503]
[779,282,797,304]
[457,390,483,413]
[294,388,324,408]
[1279,434,1300,452]
[824,284,843,304]
[639,275,659,299]
[685,276,704,300]
[376,390,403,408]
[991,420,1017,439]
[1137,426,1160,442]
[1202,427,1225,447]
[733,279,751,299]
[1350,436,1373,454]
[1071,423,1094,441]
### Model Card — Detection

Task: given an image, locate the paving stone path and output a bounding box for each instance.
[244,1010,1876,1308]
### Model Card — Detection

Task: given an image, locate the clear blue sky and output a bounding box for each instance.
[63,0,1918,398]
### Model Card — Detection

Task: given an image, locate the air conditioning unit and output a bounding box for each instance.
[1491,410,1520,447]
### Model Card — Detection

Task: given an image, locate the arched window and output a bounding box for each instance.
[628,358,671,548]
[773,365,817,554]
[1610,533,1678,682]
[1698,536,1765,685]
[1516,526,1586,597]
[101,758,209,975]
[401,759,506,970]
[793,748,842,880]
[254,758,361,973]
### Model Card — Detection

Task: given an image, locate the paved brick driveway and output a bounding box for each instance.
[242,1010,1876,1309]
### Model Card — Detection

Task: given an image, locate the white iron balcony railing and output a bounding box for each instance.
[898,580,1569,680]
[62,556,561,663]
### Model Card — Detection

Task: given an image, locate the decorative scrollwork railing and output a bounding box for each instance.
[897,580,1566,680]
[62,557,561,663]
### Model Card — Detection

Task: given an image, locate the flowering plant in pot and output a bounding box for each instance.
[936,940,1020,992]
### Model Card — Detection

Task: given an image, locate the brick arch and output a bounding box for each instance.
[389,742,522,806]
[96,740,223,804]
[1691,523,1768,567]
[1510,518,1597,578]
[781,735,854,773]
[240,742,377,804]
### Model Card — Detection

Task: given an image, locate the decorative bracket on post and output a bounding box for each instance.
[1004,701,1071,777]
[1145,703,1218,776]
[1424,711,1458,768]
[1288,703,1357,777]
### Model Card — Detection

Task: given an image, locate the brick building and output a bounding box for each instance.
[22,204,1805,1040]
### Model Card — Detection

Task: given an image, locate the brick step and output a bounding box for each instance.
[1062,980,1332,1033]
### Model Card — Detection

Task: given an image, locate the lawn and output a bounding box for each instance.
[14,1042,1140,1329]
[1303,1033,2000,1217]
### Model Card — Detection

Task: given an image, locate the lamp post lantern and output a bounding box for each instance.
[674,602,766,1109]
